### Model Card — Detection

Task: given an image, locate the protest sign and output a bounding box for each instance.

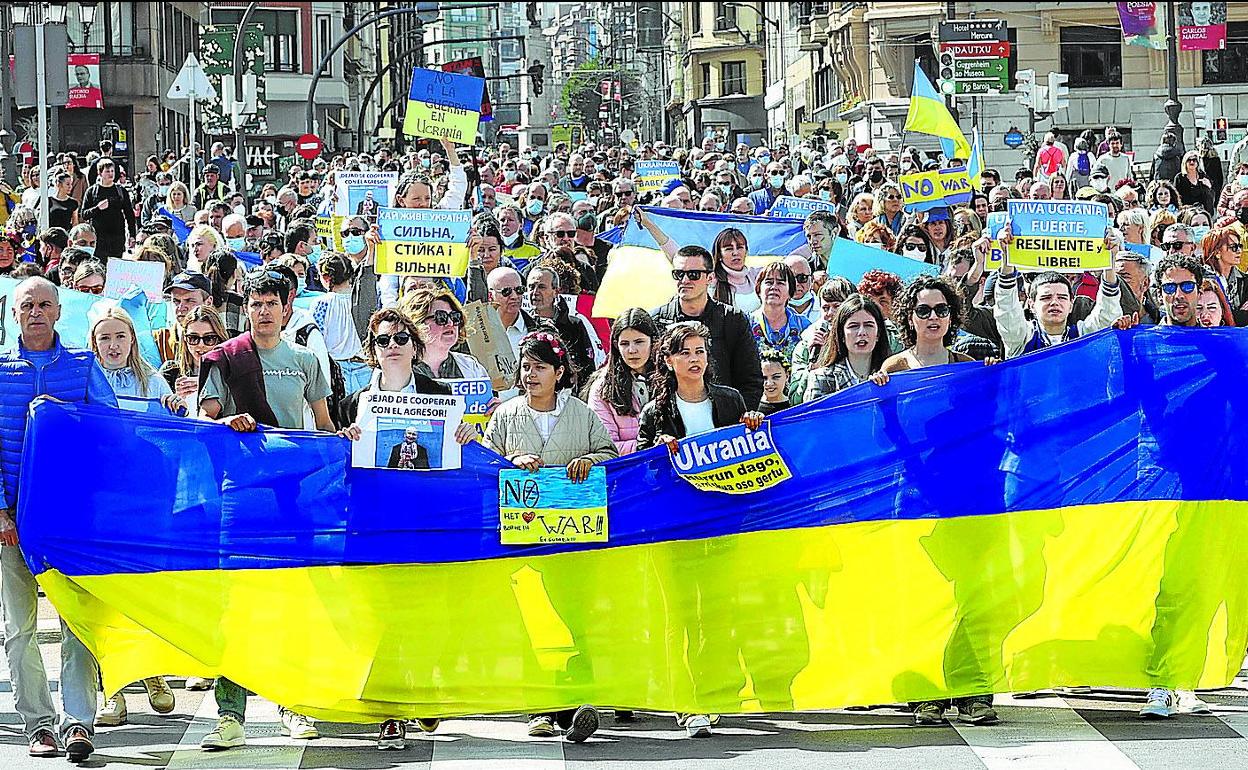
[671,423,791,495]
[103,258,165,303]
[462,301,517,390]
[402,67,485,145]
[439,377,492,427]
[315,215,345,253]
[499,467,608,544]
[985,211,1008,271]
[350,391,466,471]
[766,195,837,220]
[1006,200,1110,272]
[440,56,493,119]
[634,160,680,194]
[375,206,472,277]
[334,171,397,219]
[826,237,939,284]
[899,168,973,212]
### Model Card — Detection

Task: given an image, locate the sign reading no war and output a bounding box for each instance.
[375,206,472,277]
[1006,200,1110,272]
[899,168,973,212]
[498,467,608,545]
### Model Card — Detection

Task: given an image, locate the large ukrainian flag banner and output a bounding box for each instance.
[593,207,807,318]
[19,328,1248,723]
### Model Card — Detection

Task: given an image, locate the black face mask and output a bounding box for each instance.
[1238,208,1248,226]
[869,170,884,184]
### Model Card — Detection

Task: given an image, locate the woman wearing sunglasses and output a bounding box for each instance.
[870,275,986,384]
[71,259,107,295]
[1200,226,1248,325]
[873,182,906,236]
[160,306,228,420]
[399,286,495,391]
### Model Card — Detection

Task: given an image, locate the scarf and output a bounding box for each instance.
[722,263,751,290]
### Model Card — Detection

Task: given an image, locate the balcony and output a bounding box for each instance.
[799,25,821,52]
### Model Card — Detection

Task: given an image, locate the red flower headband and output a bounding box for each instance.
[521,330,565,360]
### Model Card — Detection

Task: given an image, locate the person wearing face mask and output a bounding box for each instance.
[748,162,789,214]
[494,203,541,272]
[520,182,550,237]
[283,221,326,292]
[220,213,249,255]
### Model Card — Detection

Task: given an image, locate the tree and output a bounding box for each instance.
[560,58,644,142]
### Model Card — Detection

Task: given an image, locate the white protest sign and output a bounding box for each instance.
[104,258,166,303]
[350,391,466,470]
[335,171,399,219]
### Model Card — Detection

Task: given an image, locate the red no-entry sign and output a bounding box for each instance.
[295,134,324,160]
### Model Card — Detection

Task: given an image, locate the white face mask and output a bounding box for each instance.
[902,246,926,260]
[1091,178,1109,192]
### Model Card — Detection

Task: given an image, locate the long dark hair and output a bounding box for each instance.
[815,294,891,372]
[601,308,659,416]
[711,227,748,304]
[650,321,714,424]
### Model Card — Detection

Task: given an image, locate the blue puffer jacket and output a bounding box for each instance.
[0,335,117,514]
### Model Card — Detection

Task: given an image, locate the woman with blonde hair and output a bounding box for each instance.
[1173,150,1214,214]
[89,307,180,408]
[846,192,876,238]
[165,181,196,221]
[872,182,905,235]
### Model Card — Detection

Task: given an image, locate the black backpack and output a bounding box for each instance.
[294,324,347,427]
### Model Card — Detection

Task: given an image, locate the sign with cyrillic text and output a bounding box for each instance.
[375,206,471,277]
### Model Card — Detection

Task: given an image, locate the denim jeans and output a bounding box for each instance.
[1,544,98,739]
[215,676,250,722]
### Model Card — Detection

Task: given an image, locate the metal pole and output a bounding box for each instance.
[233,1,261,207]
[35,17,49,233]
[1164,0,1184,151]
[189,83,198,200]
[0,13,13,187]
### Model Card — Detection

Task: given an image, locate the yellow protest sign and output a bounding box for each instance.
[375,206,471,277]
[1006,200,1111,272]
[670,424,792,495]
[499,467,608,545]
[401,67,484,145]
[899,168,973,212]
[402,101,480,145]
[315,215,344,253]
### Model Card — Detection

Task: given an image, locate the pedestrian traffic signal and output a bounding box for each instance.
[1215,116,1229,143]
[1015,69,1035,110]
[938,52,956,96]
[1047,72,1069,113]
[1194,94,1213,130]
[528,62,545,96]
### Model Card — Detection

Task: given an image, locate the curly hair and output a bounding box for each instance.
[893,274,965,348]
[363,308,427,369]
[856,220,896,251]
[857,269,904,301]
[1153,253,1205,289]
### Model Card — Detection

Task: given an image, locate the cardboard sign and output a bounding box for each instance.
[900,168,973,212]
[334,171,398,219]
[634,160,680,194]
[463,301,517,390]
[985,211,1007,272]
[1006,200,1110,272]
[766,195,838,220]
[103,258,165,303]
[499,467,608,544]
[402,67,485,145]
[315,215,345,253]
[350,391,466,471]
[670,423,792,495]
[375,206,472,277]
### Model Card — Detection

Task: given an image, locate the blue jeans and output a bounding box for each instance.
[1,544,98,740]
[215,677,249,722]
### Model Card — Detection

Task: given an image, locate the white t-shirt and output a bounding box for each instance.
[676,395,715,436]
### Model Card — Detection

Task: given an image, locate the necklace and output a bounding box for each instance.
[912,347,949,368]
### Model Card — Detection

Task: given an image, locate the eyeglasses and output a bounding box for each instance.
[549,229,575,238]
[374,331,413,348]
[77,284,104,295]
[184,333,223,346]
[342,227,366,237]
[426,309,464,327]
[672,269,709,281]
[1160,281,1197,295]
[617,190,635,197]
[913,303,951,319]
[1163,241,1189,252]
[493,286,521,297]
[793,274,811,284]
[884,194,902,201]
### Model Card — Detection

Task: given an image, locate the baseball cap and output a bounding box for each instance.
[203,163,221,175]
[168,271,211,294]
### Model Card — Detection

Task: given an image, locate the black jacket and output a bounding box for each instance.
[636,383,747,451]
[650,296,764,409]
[543,295,597,382]
[388,441,429,469]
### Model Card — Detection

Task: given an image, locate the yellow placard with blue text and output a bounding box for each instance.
[375,206,471,277]
[499,467,608,544]
[315,215,345,253]
[1006,200,1111,273]
[900,168,972,212]
[671,423,791,494]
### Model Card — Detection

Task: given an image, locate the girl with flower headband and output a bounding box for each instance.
[481,328,617,743]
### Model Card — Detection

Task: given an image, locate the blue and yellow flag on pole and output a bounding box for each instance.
[904,62,971,160]
[18,329,1248,722]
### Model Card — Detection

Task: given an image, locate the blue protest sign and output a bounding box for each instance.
[766,196,837,220]
[406,67,486,112]
[499,466,608,544]
[826,238,940,284]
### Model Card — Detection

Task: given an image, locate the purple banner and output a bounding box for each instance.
[1116,2,1157,37]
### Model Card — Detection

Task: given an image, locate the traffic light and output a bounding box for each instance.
[528,62,545,96]
[938,51,956,96]
[1194,94,1212,130]
[1215,116,1229,143]
[1015,69,1035,110]
[1047,71,1069,113]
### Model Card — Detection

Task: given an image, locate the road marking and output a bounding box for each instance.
[950,694,1141,770]
[431,715,565,770]
[167,690,305,770]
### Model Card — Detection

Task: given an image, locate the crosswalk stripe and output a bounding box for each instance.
[430,716,565,770]
[950,694,1142,770]
[167,689,305,770]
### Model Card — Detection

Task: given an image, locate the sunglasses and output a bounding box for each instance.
[672,269,709,281]
[914,303,951,319]
[493,286,521,297]
[1163,241,1189,252]
[374,331,413,347]
[342,227,366,237]
[426,309,464,327]
[78,284,104,295]
[884,194,902,201]
[618,190,636,197]
[793,274,811,284]
[184,333,223,346]
[1160,281,1197,295]
[549,230,576,238]
[1230,242,1244,253]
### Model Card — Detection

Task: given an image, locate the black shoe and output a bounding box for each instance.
[64,726,93,763]
[564,705,599,743]
[554,710,573,730]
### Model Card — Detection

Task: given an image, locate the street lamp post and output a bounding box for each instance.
[11,1,69,232]
[232,1,261,208]
[1164,0,1184,151]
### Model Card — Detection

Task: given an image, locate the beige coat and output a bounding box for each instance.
[484,394,618,468]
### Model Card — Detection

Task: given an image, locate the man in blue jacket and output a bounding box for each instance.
[0,277,116,761]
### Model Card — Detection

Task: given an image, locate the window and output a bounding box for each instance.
[317,15,333,78]
[722,61,747,95]
[67,1,136,57]
[915,39,937,85]
[211,8,301,73]
[1204,22,1248,84]
[714,2,738,31]
[1059,26,1122,88]
[814,64,833,109]
[691,3,702,34]
[701,62,712,97]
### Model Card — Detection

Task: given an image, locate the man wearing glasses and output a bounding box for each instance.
[1154,254,1204,327]
[651,245,764,408]
[1160,223,1197,258]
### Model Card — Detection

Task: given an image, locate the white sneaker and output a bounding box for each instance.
[1175,690,1212,715]
[201,715,246,750]
[185,677,214,691]
[1139,688,1174,718]
[280,710,320,740]
[143,676,176,714]
[685,714,712,738]
[95,695,127,727]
